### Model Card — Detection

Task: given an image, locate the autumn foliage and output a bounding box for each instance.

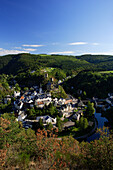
[0,117,113,169]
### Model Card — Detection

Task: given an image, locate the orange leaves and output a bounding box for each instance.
[0,117,10,130]
[36,128,82,169]
[1,118,113,170]
[0,149,7,167]
[6,143,10,148]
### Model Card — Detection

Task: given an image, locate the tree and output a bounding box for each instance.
[46,122,53,131]
[38,118,44,130]
[76,117,88,130]
[1,112,16,121]
[15,83,21,91]
[83,118,89,129]
[56,116,63,132]
[85,101,95,117]
[24,87,29,92]
[58,85,67,98]
[79,117,84,130]
[82,91,87,99]
[2,82,9,90]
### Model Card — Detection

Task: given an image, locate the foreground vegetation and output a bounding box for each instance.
[0,114,112,170]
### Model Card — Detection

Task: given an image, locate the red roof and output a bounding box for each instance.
[20,96,24,100]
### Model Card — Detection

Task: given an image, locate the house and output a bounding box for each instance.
[52,98,58,106]
[16,112,27,121]
[61,112,71,118]
[106,98,112,105]
[72,112,81,121]
[46,93,51,97]
[58,80,62,84]
[25,99,34,108]
[58,98,66,105]
[35,95,52,108]
[65,99,72,105]
[14,100,23,110]
[108,93,113,99]
[15,110,27,121]
[20,96,25,101]
[36,115,56,124]
[33,91,37,96]
[59,104,73,117]
[61,104,72,112]
[76,100,85,108]
[17,110,24,115]
[63,121,75,129]
[71,110,83,121]
[14,91,20,98]
[35,101,45,108]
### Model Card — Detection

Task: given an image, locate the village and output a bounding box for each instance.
[13,85,85,129]
[2,78,113,136]
[2,80,86,130]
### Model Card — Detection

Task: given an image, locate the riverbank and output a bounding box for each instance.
[58,117,97,139]
[75,118,97,140]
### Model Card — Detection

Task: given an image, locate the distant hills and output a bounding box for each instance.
[0,53,113,75]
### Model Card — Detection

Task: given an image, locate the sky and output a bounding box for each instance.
[0,0,113,56]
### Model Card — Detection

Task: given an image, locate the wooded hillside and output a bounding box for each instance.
[1,53,113,75]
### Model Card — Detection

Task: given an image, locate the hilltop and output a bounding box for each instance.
[1,53,113,75]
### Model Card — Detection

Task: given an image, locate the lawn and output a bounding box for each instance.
[99,71,113,74]
[41,67,55,73]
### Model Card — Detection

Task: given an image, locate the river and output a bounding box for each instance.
[86,111,108,142]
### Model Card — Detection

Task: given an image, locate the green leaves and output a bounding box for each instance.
[85,101,95,117]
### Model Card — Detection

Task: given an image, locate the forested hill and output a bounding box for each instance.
[0,53,90,75]
[0,53,113,75]
[76,54,113,63]
[77,54,113,70]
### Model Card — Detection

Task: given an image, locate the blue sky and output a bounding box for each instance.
[0,0,113,56]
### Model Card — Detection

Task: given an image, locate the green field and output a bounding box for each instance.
[99,71,113,74]
[42,67,55,72]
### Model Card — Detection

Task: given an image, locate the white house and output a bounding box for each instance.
[36,115,56,124]
[58,80,62,84]
[73,113,81,121]
[108,93,113,98]
[58,98,66,105]
[17,113,27,121]
[32,91,37,96]
[106,98,112,104]
[14,91,20,98]
[35,96,52,108]
[14,100,23,110]
[61,112,70,118]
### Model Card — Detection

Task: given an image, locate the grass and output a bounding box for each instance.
[99,71,113,74]
[41,67,55,73]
